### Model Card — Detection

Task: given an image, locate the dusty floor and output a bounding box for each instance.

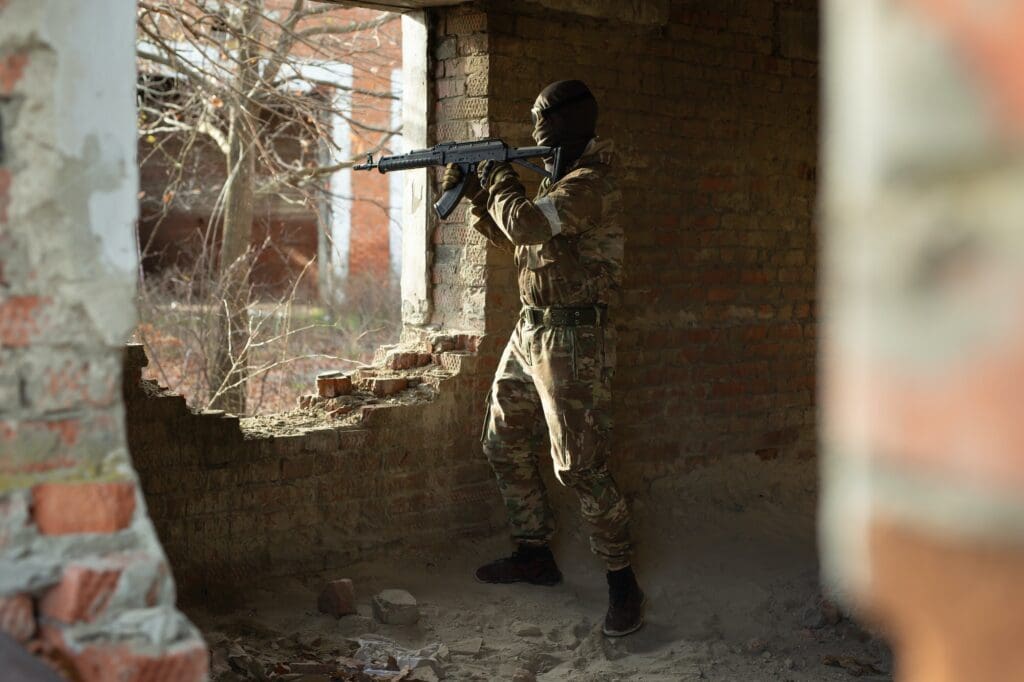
[189,497,892,681]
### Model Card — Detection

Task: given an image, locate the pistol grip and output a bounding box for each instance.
[433,163,473,219]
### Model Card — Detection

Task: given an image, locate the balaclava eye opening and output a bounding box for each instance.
[531,80,598,180]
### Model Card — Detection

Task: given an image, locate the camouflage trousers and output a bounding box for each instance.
[481,315,632,570]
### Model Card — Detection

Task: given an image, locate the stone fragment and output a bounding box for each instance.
[398,656,443,681]
[371,589,419,625]
[513,622,542,638]
[317,579,356,619]
[329,405,353,419]
[450,637,482,656]
[512,670,535,682]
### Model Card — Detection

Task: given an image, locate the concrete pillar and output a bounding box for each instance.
[0,0,207,677]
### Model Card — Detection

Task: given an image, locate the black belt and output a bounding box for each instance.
[522,305,606,327]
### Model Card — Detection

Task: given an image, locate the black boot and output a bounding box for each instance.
[475,544,563,586]
[603,565,645,636]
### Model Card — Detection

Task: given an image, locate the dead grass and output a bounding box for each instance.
[133,270,401,415]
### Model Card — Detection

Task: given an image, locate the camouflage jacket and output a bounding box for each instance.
[469,138,624,308]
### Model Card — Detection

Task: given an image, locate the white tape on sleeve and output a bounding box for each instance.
[535,196,563,236]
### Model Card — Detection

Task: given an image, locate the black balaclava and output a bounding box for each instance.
[531,80,598,181]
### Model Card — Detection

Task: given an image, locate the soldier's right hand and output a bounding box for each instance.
[441,163,481,196]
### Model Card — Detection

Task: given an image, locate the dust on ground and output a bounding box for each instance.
[188,500,892,682]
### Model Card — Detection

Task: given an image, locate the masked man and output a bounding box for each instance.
[442,80,644,636]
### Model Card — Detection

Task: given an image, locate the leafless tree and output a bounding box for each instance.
[136,0,400,413]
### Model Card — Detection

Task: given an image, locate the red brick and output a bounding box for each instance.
[40,563,122,624]
[0,594,35,643]
[0,295,49,347]
[0,52,27,94]
[32,481,136,535]
[371,377,408,397]
[317,578,356,618]
[46,630,208,682]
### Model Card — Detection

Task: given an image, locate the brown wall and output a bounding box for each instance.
[434,0,819,487]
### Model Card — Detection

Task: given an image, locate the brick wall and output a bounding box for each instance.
[468,0,819,490]
[0,1,206,678]
[124,341,504,602]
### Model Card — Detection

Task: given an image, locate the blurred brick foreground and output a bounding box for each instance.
[0,0,208,679]
[822,1,1024,680]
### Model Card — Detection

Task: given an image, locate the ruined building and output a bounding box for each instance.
[2,0,1023,680]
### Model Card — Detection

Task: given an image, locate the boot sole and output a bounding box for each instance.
[602,594,647,637]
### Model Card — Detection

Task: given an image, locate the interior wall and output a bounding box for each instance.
[482,0,820,497]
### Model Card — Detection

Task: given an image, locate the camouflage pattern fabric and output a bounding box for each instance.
[469,138,624,308]
[471,139,632,570]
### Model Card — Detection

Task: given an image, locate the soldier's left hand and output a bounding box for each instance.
[478,160,517,190]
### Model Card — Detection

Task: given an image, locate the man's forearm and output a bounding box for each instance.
[469,190,514,254]
[486,174,556,246]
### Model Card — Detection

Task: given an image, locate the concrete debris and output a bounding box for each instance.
[210,632,447,682]
[371,589,419,625]
[449,637,482,656]
[355,636,447,680]
[317,579,357,619]
[512,622,543,638]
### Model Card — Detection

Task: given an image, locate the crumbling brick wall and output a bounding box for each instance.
[124,340,503,602]
[0,1,206,677]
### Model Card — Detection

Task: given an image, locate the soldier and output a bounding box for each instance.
[442,80,644,636]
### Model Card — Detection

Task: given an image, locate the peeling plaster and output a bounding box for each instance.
[39,0,139,343]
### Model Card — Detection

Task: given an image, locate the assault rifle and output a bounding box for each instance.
[354,139,560,219]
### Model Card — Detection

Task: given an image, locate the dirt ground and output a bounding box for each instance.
[188,494,892,682]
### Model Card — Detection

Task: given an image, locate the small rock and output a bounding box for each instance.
[511,670,535,682]
[289,662,335,674]
[450,637,483,656]
[799,604,826,629]
[318,579,357,619]
[745,637,768,654]
[416,643,450,663]
[398,656,444,681]
[821,599,842,625]
[372,589,420,625]
[513,622,543,638]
